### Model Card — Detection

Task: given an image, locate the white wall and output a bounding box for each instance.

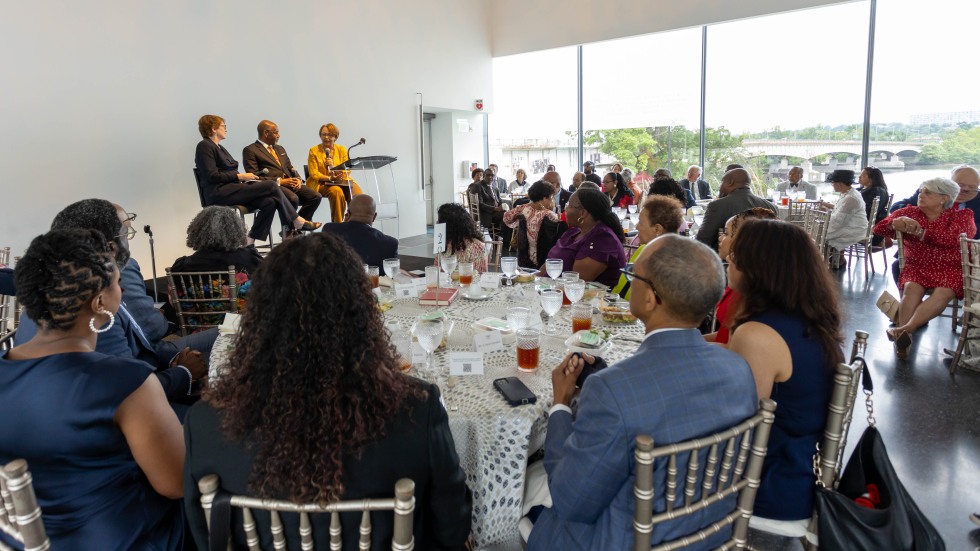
[491,0,858,56]
[0,0,492,271]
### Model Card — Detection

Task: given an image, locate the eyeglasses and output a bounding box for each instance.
[620,267,660,303]
[117,226,137,241]
[124,212,137,223]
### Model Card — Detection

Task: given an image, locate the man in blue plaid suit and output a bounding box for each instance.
[527,235,759,551]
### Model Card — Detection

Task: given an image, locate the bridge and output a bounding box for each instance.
[741,139,926,161]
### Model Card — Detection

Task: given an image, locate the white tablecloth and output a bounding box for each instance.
[209,282,646,548]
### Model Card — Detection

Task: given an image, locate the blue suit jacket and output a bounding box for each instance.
[891,190,980,238]
[121,258,168,342]
[321,221,398,268]
[527,329,758,551]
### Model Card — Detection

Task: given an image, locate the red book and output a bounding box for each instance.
[419,287,459,306]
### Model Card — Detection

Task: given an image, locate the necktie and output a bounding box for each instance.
[268,146,281,166]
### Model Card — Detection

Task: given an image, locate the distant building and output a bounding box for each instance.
[909,111,980,127]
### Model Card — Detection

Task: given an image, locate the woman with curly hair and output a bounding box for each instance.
[649,176,696,209]
[436,203,488,271]
[601,171,634,208]
[183,233,472,550]
[170,206,263,276]
[546,188,628,287]
[0,229,185,549]
[726,219,843,522]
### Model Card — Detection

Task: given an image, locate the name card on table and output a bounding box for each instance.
[479,272,502,288]
[449,351,485,376]
[411,343,427,365]
[433,223,447,254]
[473,330,505,354]
[394,283,419,299]
[411,277,430,291]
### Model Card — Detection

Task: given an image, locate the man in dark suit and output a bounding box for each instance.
[543,171,571,213]
[321,194,398,268]
[526,235,758,550]
[696,168,777,251]
[242,120,322,223]
[679,165,713,200]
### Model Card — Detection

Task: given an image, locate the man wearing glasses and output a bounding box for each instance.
[524,235,758,550]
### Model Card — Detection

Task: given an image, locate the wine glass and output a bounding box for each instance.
[500,256,519,296]
[545,259,563,282]
[413,319,444,380]
[539,289,563,335]
[440,253,458,287]
[383,257,400,282]
[565,280,585,305]
[628,204,638,214]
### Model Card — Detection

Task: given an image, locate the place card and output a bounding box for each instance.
[394,283,419,298]
[433,223,447,254]
[479,272,502,288]
[473,330,505,354]
[411,343,427,365]
[411,277,429,291]
[449,351,485,376]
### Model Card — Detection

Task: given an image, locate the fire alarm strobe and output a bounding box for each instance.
[475,99,484,111]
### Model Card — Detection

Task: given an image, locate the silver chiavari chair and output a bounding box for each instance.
[0,459,50,551]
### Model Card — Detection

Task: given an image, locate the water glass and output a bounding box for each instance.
[425,266,440,289]
[383,257,400,279]
[539,289,563,335]
[440,253,458,284]
[507,306,531,332]
[545,259,563,281]
[516,329,540,372]
[565,280,586,304]
[413,319,444,380]
[367,266,380,289]
[571,302,592,333]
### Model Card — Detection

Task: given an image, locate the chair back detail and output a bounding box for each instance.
[197,474,415,550]
[0,329,15,353]
[467,192,481,226]
[166,265,239,336]
[632,399,777,551]
[950,234,980,374]
[788,201,819,225]
[842,196,880,277]
[803,209,830,260]
[0,459,50,550]
[485,239,503,272]
[1,251,20,336]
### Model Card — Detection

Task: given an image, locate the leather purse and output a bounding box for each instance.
[814,362,944,550]
[875,290,901,325]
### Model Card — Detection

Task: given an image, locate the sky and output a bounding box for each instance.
[490,0,980,140]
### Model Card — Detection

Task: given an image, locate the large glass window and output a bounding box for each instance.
[870,0,980,201]
[704,2,870,197]
[582,29,703,195]
[489,47,578,186]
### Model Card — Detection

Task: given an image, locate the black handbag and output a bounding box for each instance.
[814,362,944,550]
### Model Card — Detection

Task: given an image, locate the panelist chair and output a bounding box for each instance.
[197,475,415,550]
[748,331,869,549]
[896,232,959,330]
[0,459,50,551]
[166,265,239,337]
[303,165,353,204]
[632,399,777,550]
[193,169,273,251]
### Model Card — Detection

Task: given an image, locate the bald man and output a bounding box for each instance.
[543,171,572,213]
[243,120,322,226]
[320,194,398,267]
[776,166,817,200]
[696,168,777,251]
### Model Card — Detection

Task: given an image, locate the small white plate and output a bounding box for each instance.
[462,290,491,300]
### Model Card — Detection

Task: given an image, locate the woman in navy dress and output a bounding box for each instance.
[0,229,186,550]
[726,219,844,521]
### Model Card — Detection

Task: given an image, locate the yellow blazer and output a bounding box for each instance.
[306,144,358,194]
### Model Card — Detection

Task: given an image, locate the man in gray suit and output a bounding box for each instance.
[696,168,777,251]
[775,166,818,200]
[526,235,758,550]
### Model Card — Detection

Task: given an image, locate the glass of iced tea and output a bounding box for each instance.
[516,329,540,372]
[425,266,440,289]
[571,303,593,333]
[458,261,474,286]
[367,266,380,288]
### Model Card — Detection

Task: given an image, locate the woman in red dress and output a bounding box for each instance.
[873,177,975,358]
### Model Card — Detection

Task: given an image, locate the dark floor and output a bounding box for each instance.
[396,234,980,550]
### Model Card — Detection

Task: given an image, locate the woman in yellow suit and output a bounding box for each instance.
[307,123,364,222]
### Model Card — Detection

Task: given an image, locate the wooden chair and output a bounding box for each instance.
[843,195,880,277]
[948,234,980,374]
[166,265,239,337]
[748,332,869,549]
[0,459,50,550]
[896,232,959,330]
[193,169,273,249]
[484,239,503,272]
[197,475,415,550]
[632,399,777,551]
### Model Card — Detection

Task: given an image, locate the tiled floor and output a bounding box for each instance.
[398,234,980,550]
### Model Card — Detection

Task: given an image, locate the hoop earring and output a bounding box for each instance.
[577,216,585,224]
[89,309,115,334]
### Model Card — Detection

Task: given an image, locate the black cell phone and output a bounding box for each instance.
[493,377,537,407]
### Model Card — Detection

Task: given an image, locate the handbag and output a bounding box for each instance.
[875,290,901,325]
[814,361,944,551]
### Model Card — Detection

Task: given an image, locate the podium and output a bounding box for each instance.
[333,155,399,221]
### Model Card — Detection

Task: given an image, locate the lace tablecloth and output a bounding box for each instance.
[209,284,645,549]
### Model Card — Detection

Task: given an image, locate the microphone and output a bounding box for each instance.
[143,225,159,301]
[349,138,366,154]
[256,168,270,176]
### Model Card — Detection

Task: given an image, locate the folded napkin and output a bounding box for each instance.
[218,313,242,335]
